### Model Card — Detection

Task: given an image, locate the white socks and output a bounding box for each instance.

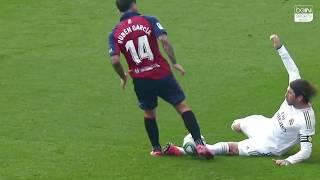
[206,142,230,155]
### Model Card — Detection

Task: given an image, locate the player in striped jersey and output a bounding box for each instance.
[164,34,317,165]
[109,0,213,158]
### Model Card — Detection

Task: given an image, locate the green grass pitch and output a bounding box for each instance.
[0,0,319,179]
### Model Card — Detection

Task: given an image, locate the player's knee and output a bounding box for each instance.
[231,120,242,133]
[175,100,191,114]
[144,110,156,119]
[228,143,239,155]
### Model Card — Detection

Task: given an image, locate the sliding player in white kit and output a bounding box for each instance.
[164,34,317,166]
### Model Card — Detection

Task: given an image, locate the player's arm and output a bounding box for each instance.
[158,34,176,65]
[145,16,185,75]
[273,115,315,166]
[277,45,301,83]
[109,31,127,89]
[270,34,301,83]
[111,55,127,90]
[273,138,312,166]
[273,137,313,166]
[286,136,313,164]
[159,34,185,75]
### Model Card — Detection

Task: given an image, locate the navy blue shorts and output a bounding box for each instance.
[133,74,186,110]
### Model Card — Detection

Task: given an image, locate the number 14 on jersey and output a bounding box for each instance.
[125,35,154,64]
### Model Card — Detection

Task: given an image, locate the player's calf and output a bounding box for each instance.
[228,143,240,155]
[196,144,214,159]
[206,142,239,156]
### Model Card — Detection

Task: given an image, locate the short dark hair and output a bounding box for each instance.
[116,0,136,12]
[290,79,317,103]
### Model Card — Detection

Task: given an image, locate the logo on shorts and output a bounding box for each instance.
[294,5,313,22]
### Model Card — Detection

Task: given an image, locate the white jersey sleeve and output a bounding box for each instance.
[299,110,316,136]
[286,141,312,164]
[286,109,315,164]
[277,46,301,83]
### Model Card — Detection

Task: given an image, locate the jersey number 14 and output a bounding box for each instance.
[125,35,154,64]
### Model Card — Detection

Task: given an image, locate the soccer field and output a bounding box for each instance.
[0,0,319,179]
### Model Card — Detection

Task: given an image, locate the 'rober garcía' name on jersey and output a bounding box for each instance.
[118,25,152,44]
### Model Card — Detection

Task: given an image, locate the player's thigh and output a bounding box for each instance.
[158,74,185,106]
[133,79,158,110]
[236,115,270,138]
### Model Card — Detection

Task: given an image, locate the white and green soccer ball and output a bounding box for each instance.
[182,133,206,155]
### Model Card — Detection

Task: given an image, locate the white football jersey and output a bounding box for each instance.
[268,100,316,155]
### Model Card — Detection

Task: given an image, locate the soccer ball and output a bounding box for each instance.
[182,133,206,155]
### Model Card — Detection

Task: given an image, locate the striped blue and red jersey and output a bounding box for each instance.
[108,12,171,79]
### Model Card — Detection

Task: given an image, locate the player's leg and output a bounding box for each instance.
[158,74,213,159]
[144,109,162,156]
[133,78,161,156]
[175,100,203,145]
[206,139,253,156]
[157,74,202,145]
[231,115,270,138]
[206,142,237,156]
[231,119,242,133]
[207,138,272,157]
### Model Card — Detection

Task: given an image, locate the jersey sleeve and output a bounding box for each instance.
[277,46,301,83]
[299,111,316,136]
[108,31,120,57]
[144,16,167,38]
[285,141,312,164]
[285,111,315,164]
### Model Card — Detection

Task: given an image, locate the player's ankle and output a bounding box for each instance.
[152,145,162,151]
[194,138,204,145]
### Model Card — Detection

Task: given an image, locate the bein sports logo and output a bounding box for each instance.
[294,5,313,22]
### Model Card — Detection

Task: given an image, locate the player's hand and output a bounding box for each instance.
[120,73,128,90]
[272,159,291,166]
[173,64,185,76]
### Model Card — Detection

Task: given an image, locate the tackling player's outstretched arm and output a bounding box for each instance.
[270,34,301,83]
[277,45,301,83]
[158,34,185,75]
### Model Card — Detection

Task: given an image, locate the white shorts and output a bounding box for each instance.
[235,115,271,138]
[235,115,277,156]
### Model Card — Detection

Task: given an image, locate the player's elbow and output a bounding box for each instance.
[303,149,312,159]
[111,59,120,66]
[111,55,120,65]
[300,148,312,161]
[288,70,300,80]
[159,34,170,45]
